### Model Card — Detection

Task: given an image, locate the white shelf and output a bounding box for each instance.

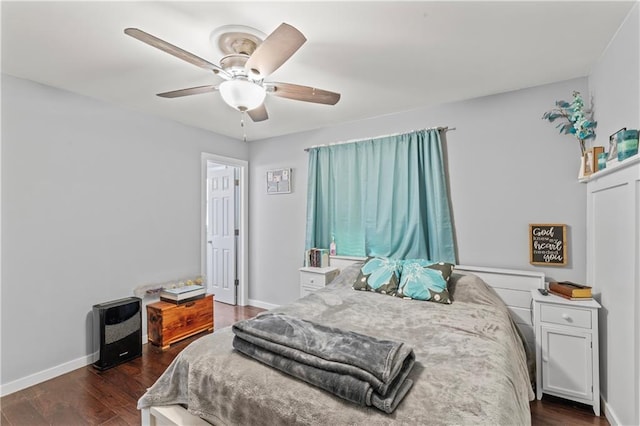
[579,154,639,183]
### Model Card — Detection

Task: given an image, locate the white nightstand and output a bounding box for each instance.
[531,289,601,415]
[299,266,340,297]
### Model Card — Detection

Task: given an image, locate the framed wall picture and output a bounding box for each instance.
[529,224,567,266]
[266,168,292,194]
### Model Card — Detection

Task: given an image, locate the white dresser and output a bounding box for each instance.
[299,266,340,297]
[532,290,601,415]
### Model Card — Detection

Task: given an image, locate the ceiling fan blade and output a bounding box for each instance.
[268,82,340,105]
[247,104,269,122]
[245,23,306,78]
[124,28,229,78]
[157,85,218,98]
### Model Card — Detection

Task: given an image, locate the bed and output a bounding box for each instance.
[139,262,543,425]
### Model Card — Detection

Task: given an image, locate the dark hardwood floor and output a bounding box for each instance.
[1,302,609,425]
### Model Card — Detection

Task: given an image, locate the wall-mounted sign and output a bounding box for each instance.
[266,168,291,194]
[529,224,567,266]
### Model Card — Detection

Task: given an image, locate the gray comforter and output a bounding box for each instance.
[138,264,534,425]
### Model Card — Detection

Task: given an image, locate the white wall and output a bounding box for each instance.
[249,78,589,306]
[1,75,248,393]
[587,3,640,425]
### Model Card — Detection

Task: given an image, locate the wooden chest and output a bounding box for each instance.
[146,294,214,350]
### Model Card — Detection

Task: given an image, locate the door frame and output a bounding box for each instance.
[200,152,248,306]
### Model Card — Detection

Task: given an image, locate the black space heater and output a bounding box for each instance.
[92,297,142,370]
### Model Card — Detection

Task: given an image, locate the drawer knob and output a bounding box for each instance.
[561,313,572,321]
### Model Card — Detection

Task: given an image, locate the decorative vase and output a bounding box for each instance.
[579,156,586,179]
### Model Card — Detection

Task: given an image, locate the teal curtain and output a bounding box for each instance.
[305,129,456,262]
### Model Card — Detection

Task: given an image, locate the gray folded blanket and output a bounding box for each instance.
[231,313,415,413]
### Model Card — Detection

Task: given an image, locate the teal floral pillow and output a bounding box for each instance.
[353,257,402,296]
[396,260,455,304]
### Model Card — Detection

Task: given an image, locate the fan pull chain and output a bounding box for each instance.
[240,111,247,143]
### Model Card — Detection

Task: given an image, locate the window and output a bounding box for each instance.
[305,129,455,262]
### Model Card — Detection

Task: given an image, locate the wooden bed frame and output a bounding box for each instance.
[141,264,545,426]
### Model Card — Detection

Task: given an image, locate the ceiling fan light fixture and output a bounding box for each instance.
[219,79,266,112]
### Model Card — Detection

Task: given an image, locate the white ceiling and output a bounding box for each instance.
[1,1,635,141]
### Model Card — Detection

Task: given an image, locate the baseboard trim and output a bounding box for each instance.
[0,352,96,397]
[247,298,279,310]
[1,336,150,397]
[602,396,622,425]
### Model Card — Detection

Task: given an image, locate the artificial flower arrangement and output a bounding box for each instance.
[542,91,597,155]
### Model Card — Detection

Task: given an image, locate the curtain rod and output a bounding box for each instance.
[303,126,455,152]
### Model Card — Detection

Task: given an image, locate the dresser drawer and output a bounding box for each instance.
[299,267,340,298]
[300,271,329,287]
[540,303,591,329]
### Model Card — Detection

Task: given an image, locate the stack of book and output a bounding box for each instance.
[160,284,206,304]
[305,248,330,268]
[548,281,592,300]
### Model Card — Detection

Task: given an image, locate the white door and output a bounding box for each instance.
[207,168,236,304]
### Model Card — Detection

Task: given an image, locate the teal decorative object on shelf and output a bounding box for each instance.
[597,152,607,170]
[617,129,639,161]
[542,91,597,156]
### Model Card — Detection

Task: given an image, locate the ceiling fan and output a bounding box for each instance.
[124,23,340,122]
